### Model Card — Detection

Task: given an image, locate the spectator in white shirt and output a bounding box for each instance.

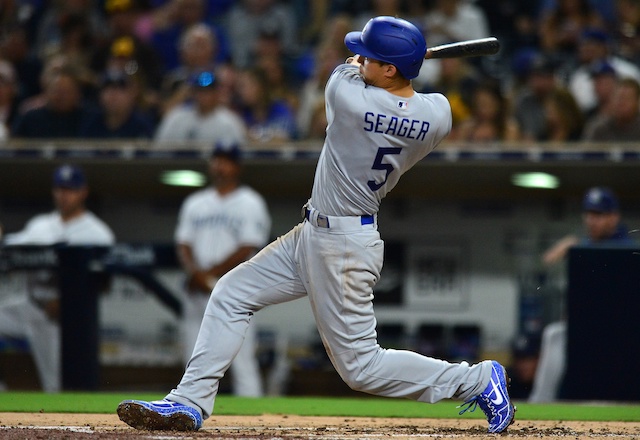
[154,70,247,147]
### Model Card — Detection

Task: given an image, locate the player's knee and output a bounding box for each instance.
[209,276,257,315]
[342,375,368,392]
[339,367,377,393]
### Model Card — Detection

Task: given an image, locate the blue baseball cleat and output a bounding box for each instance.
[117,399,203,431]
[458,361,516,433]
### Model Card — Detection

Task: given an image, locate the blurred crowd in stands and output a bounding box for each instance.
[2,0,640,145]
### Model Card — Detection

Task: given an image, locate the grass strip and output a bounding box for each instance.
[0,393,638,422]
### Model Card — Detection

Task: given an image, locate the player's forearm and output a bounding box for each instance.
[207,246,257,278]
[542,235,579,266]
[176,243,200,275]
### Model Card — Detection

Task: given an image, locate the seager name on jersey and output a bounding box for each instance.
[363,112,430,140]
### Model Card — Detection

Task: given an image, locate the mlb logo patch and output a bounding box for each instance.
[397,100,408,109]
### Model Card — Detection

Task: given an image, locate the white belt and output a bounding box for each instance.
[302,203,376,231]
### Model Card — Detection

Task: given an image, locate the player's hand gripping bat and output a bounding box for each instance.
[425,37,500,59]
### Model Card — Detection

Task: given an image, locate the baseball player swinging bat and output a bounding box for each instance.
[425,37,500,59]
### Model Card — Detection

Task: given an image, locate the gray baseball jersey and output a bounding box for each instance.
[311,64,451,216]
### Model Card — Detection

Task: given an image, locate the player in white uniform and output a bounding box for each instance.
[118,16,515,433]
[175,144,270,397]
[0,164,115,392]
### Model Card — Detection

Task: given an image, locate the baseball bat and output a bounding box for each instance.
[425,37,500,59]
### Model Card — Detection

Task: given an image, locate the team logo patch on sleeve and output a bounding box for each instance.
[397,101,408,109]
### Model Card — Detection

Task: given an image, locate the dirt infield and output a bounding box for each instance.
[1,413,639,439]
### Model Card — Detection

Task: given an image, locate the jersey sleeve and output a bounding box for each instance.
[432,93,453,144]
[90,219,116,245]
[75,215,115,245]
[325,64,363,111]
[2,215,54,245]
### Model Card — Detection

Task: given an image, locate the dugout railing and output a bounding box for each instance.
[0,243,182,390]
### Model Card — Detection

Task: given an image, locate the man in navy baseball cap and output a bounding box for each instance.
[53,164,87,189]
[580,186,630,243]
[51,164,90,223]
[543,186,630,267]
[532,186,635,403]
[582,186,618,213]
[211,143,241,163]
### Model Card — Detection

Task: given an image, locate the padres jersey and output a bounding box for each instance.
[175,186,271,269]
[3,211,115,245]
[311,64,452,216]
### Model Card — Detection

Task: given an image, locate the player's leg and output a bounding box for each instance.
[528,320,567,403]
[0,297,33,390]
[301,225,514,430]
[23,300,61,392]
[165,225,307,418]
[0,296,29,338]
[299,225,489,402]
[181,293,208,364]
[229,321,263,397]
[182,287,263,397]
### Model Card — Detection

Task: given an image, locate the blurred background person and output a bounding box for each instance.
[175,143,270,397]
[79,70,155,139]
[566,29,640,114]
[154,70,246,146]
[531,187,636,402]
[582,60,618,123]
[289,0,331,51]
[97,36,164,120]
[614,0,640,65]
[36,8,101,99]
[512,54,560,142]
[149,0,212,73]
[474,1,540,59]
[90,0,165,109]
[0,164,115,392]
[419,0,490,89]
[537,0,606,61]
[455,82,520,143]
[296,14,352,140]
[233,67,297,143]
[0,22,44,110]
[32,0,108,63]
[253,27,300,112]
[11,65,92,139]
[0,60,19,140]
[425,55,482,140]
[16,54,69,115]
[541,87,584,142]
[223,0,299,70]
[423,0,490,47]
[582,77,640,141]
[159,23,221,116]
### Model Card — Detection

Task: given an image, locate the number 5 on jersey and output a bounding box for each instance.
[368,147,402,191]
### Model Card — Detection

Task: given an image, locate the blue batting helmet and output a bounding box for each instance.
[344,16,427,80]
